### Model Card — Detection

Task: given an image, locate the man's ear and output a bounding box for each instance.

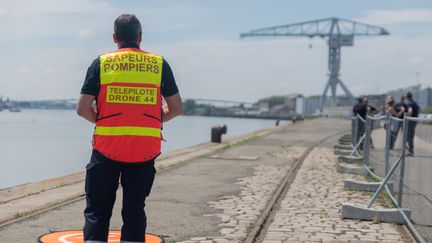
[137,31,142,43]
[113,33,119,44]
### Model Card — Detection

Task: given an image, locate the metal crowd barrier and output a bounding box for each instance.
[350,114,366,157]
[352,114,432,243]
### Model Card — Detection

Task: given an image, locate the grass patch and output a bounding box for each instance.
[246,222,254,233]
[15,211,29,218]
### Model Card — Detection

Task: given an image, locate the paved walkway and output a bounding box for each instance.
[261,147,408,243]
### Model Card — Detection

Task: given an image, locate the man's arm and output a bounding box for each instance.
[162,93,183,122]
[397,105,406,117]
[407,107,413,117]
[77,94,97,123]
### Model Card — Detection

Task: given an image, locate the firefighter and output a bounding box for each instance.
[77,14,182,243]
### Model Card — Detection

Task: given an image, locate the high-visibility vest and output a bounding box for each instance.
[93,48,163,162]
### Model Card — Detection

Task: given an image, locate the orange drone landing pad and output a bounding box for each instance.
[38,230,163,243]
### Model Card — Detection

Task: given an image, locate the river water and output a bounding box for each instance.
[0,109,281,189]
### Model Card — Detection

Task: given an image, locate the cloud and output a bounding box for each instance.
[358,9,432,25]
[79,29,95,40]
[408,56,424,66]
[1,0,116,15]
[0,8,6,17]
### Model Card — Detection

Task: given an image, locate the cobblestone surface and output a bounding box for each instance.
[176,147,306,243]
[262,147,407,243]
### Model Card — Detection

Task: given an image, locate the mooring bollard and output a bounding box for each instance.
[211,124,227,143]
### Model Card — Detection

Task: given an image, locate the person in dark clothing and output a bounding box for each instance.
[405,92,420,156]
[363,98,377,148]
[353,97,367,119]
[395,96,407,119]
[353,97,367,147]
[389,96,407,149]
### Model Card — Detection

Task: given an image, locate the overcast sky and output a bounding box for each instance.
[0,0,431,102]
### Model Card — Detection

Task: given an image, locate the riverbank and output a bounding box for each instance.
[0,122,288,228]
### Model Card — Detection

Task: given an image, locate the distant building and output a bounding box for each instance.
[15,99,77,109]
[270,104,291,115]
[284,93,303,114]
[387,84,432,109]
[258,101,269,113]
[303,96,321,115]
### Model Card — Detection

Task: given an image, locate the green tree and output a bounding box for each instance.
[183,99,196,115]
[423,106,432,114]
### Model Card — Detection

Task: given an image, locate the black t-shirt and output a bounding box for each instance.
[405,100,420,117]
[353,102,367,119]
[80,46,179,98]
[394,103,407,118]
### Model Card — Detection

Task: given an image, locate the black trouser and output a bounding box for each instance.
[83,151,156,242]
[407,121,417,154]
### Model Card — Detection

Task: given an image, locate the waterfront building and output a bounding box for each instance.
[387,84,432,109]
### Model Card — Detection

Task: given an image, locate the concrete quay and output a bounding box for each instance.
[0,119,413,242]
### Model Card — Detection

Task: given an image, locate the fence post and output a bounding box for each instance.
[397,117,408,207]
[363,117,371,166]
[384,115,391,175]
[353,116,358,148]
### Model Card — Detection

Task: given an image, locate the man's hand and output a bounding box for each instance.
[407,107,413,117]
[162,93,183,122]
[76,94,97,123]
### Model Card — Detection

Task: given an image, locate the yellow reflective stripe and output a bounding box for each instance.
[100,51,163,86]
[94,126,161,137]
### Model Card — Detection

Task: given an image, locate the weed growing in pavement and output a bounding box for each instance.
[372,214,380,224]
[320,208,329,218]
[245,222,255,233]
[360,224,370,229]
[15,211,29,218]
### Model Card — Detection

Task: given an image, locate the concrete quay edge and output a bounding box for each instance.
[0,122,289,227]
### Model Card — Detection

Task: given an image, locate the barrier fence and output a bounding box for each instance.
[351,114,432,243]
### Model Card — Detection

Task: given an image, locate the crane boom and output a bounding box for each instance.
[240,17,389,38]
[240,17,389,113]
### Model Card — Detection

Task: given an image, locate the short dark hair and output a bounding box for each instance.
[406,92,413,100]
[114,14,142,42]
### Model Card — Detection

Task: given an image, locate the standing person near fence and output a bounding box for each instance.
[405,92,420,156]
[76,14,183,243]
[389,96,407,149]
[353,97,367,148]
[364,98,377,149]
[385,96,396,115]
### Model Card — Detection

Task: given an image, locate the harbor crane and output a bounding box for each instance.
[240,17,389,112]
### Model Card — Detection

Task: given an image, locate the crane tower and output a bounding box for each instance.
[240,17,389,112]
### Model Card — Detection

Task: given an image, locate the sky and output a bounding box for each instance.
[0,0,431,102]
